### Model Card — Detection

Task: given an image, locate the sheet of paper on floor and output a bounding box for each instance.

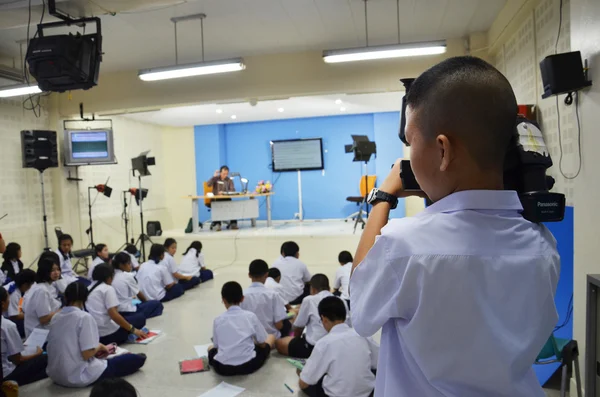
[197,382,245,397]
[195,344,211,358]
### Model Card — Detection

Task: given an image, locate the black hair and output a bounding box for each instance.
[36,252,60,283]
[220,165,229,172]
[183,241,202,256]
[164,238,177,249]
[221,281,243,304]
[89,264,115,295]
[281,241,299,257]
[124,244,138,255]
[310,274,330,292]
[405,56,517,170]
[2,243,21,261]
[0,287,7,304]
[268,268,281,280]
[318,296,347,322]
[94,243,107,256]
[338,251,353,264]
[112,252,132,271]
[90,378,138,397]
[148,244,165,263]
[64,281,89,305]
[58,234,73,245]
[249,259,268,277]
[15,269,36,288]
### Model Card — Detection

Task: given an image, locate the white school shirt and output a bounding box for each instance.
[333,262,352,301]
[301,323,378,397]
[10,261,20,277]
[112,269,140,312]
[241,282,288,338]
[137,260,174,301]
[122,251,140,270]
[177,248,202,278]
[7,286,22,318]
[272,256,311,303]
[1,317,23,377]
[161,252,180,275]
[264,277,287,307]
[86,282,120,337]
[22,282,62,337]
[46,306,107,387]
[87,257,106,280]
[212,306,268,366]
[55,249,76,279]
[294,290,335,346]
[351,190,560,397]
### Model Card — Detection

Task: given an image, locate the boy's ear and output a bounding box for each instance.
[240,296,245,303]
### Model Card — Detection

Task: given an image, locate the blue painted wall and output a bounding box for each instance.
[194,112,405,221]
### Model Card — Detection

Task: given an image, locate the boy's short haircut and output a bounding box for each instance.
[221,281,243,304]
[318,296,347,322]
[124,244,138,255]
[249,260,269,277]
[16,269,36,288]
[310,274,330,292]
[281,241,300,257]
[268,268,281,279]
[338,251,353,264]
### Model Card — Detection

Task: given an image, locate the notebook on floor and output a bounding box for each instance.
[134,330,162,344]
[179,357,210,374]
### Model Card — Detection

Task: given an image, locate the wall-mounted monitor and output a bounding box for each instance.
[63,129,117,166]
[271,138,324,172]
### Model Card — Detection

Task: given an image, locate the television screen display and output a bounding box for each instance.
[64,129,116,166]
[271,138,324,172]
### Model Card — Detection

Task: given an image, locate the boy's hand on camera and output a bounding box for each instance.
[380,159,405,198]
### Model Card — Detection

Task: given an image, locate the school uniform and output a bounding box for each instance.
[241,282,288,338]
[46,306,146,388]
[87,256,106,280]
[112,269,163,320]
[3,282,25,337]
[54,249,91,293]
[272,256,311,304]
[122,251,140,271]
[1,316,48,386]
[1,259,23,283]
[178,249,214,282]
[137,260,184,302]
[161,252,200,291]
[22,282,62,337]
[333,262,352,309]
[208,305,271,376]
[300,323,378,397]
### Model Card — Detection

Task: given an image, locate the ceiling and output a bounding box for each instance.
[118,91,404,127]
[0,0,506,73]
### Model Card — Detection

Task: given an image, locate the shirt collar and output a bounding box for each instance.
[249,282,265,288]
[61,306,82,314]
[227,305,242,312]
[330,323,350,334]
[422,190,523,215]
[316,290,332,298]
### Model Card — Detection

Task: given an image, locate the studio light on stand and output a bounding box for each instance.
[86,180,112,248]
[345,135,377,233]
[130,150,155,261]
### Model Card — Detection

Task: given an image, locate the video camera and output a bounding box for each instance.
[398,78,566,223]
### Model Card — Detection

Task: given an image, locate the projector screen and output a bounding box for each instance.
[271,138,324,172]
[64,129,117,166]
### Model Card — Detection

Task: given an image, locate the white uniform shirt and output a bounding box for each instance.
[7,287,22,318]
[55,249,76,279]
[333,262,352,301]
[177,248,202,278]
[121,251,140,270]
[10,261,20,277]
[87,257,106,280]
[86,282,120,337]
[241,282,288,338]
[22,282,62,337]
[294,290,334,346]
[351,190,560,397]
[112,270,140,312]
[264,277,287,307]
[301,323,378,397]
[213,305,268,366]
[161,252,180,275]
[1,318,23,377]
[137,261,174,301]
[272,256,311,303]
[46,306,107,387]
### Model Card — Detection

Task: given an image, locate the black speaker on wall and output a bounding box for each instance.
[540,51,592,98]
[21,130,59,172]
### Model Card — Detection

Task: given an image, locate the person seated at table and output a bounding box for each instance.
[207,165,238,231]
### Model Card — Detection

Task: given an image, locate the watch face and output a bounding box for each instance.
[367,189,378,203]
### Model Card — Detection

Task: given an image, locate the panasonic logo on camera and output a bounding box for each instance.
[537,202,559,208]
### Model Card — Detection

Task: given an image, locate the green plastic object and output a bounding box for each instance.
[536,335,571,362]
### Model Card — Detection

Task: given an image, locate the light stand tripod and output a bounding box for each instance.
[39,171,50,251]
[345,135,377,234]
[132,174,152,262]
[86,183,112,249]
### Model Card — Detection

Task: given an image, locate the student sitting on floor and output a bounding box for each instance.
[276,274,342,359]
[111,252,163,320]
[241,260,291,339]
[265,267,293,312]
[4,269,36,338]
[162,238,200,291]
[208,281,276,376]
[87,264,148,345]
[46,282,147,388]
[298,297,378,397]
[178,241,214,283]
[22,253,62,337]
[54,234,91,292]
[90,378,138,397]
[1,243,23,284]
[332,251,352,310]
[88,244,110,280]
[0,287,48,386]
[272,241,311,305]
[137,244,185,303]
[122,245,140,271]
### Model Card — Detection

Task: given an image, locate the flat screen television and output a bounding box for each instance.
[271,138,324,172]
[63,129,117,166]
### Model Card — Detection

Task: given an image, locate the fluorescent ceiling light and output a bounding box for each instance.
[335,99,342,105]
[340,107,346,112]
[139,58,245,82]
[277,108,284,113]
[0,83,42,98]
[323,41,446,64]
[216,109,223,114]
[231,115,237,120]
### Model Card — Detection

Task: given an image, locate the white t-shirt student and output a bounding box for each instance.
[53,249,78,293]
[295,290,335,346]
[86,282,120,337]
[178,248,204,278]
[1,317,24,378]
[333,262,352,301]
[112,269,140,313]
[301,323,378,397]
[46,306,107,387]
[272,256,311,303]
[241,282,288,338]
[137,261,174,301]
[22,282,62,337]
[213,305,268,366]
[3,282,22,318]
[87,257,105,280]
[161,252,179,275]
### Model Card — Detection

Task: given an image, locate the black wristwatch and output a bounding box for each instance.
[367,188,398,209]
